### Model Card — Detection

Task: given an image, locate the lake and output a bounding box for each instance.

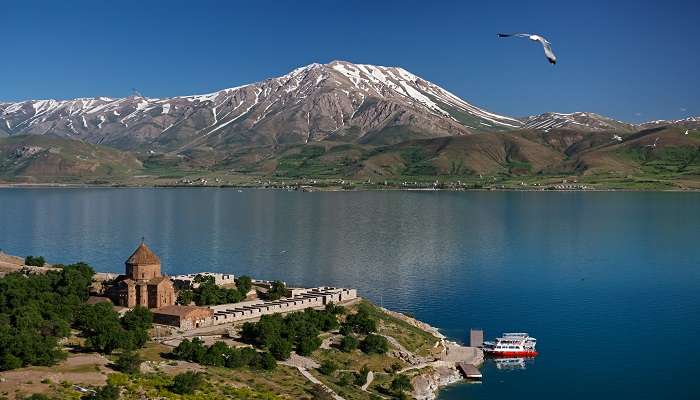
[1,188,698,399]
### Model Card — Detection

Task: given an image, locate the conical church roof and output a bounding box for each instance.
[126,242,160,265]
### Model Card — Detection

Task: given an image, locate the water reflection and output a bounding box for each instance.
[1,189,699,400]
[493,357,533,370]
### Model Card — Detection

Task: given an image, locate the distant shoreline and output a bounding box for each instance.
[0,182,698,192]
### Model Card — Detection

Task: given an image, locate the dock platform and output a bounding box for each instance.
[457,363,482,380]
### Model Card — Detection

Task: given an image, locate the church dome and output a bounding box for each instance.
[126,242,161,265]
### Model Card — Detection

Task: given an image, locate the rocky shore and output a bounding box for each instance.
[377,307,484,400]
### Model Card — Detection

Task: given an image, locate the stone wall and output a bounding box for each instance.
[209,287,357,325]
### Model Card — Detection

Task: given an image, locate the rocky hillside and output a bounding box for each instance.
[1,61,698,188]
[0,135,142,182]
[521,112,636,132]
[0,61,522,151]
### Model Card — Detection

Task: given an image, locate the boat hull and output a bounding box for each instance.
[484,350,538,357]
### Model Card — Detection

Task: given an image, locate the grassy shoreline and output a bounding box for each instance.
[0,299,473,400]
[1,181,699,192]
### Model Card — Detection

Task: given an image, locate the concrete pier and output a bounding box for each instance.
[457,363,482,380]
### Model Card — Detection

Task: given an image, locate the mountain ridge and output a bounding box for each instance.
[0,61,523,151]
[1,61,699,189]
[2,61,696,148]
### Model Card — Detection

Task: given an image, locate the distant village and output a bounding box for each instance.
[89,242,358,331]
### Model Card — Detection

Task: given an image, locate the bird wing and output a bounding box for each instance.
[498,32,557,64]
[497,33,531,38]
[536,37,557,64]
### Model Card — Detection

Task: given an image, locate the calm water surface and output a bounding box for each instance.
[1,188,698,399]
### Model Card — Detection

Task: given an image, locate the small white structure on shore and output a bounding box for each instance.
[171,272,236,288]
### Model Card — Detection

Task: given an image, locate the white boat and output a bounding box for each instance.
[483,332,538,357]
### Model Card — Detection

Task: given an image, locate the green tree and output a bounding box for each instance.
[354,365,370,386]
[23,394,50,400]
[235,275,252,295]
[390,362,402,373]
[338,372,353,386]
[343,306,377,335]
[0,263,94,371]
[390,374,413,395]
[318,360,337,376]
[177,289,194,305]
[266,281,287,301]
[172,338,207,363]
[193,274,215,285]
[267,337,293,360]
[194,282,221,306]
[24,256,46,267]
[83,384,120,400]
[121,306,153,331]
[114,350,142,375]
[75,303,129,354]
[296,335,321,356]
[339,335,358,352]
[360,334,388,355]
[324,302,345,315]
[256,351,277,371]
[170,371,204,395]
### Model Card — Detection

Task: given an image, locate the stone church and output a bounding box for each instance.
[109,241,175,309]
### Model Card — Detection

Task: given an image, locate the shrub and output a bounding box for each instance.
[170,339,276,371]
[24,256,46,267]
[235,275,252,295]
[256,351,277,371]
[339,335,358,352]
[360,334,388,354]
[240,308,339,361]
[342,306,377,334]
[354,365,370,386]
[390,374,413,394]
[0,262,94,370]
[106,373,129,387]
[83,384,120,400]
[296,335,321,356]
[324,302,345,315]
[177,289,194,305]
[266,281,287,301]
[390,362,402,373]
[114,350,142,375]
[170,371,204,395]
[338,372,353,387]
[23,395,50,400]
[318,360,337,376]
[267,337,292,361]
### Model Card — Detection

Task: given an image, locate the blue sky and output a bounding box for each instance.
[2,0,698,122]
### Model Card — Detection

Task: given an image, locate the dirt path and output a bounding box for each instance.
[296,367,345,400]
[280,353,320,370]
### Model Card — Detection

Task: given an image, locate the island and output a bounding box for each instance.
[0,243,482,400]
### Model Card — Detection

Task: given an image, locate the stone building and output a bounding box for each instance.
[109,242,175,309]
[153,305,214,329]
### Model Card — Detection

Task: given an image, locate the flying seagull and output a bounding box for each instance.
[498,33,557,64]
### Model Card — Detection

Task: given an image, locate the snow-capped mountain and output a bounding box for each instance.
[638,116,700,130]
[522,112,635,133]
[0,61,523,150]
